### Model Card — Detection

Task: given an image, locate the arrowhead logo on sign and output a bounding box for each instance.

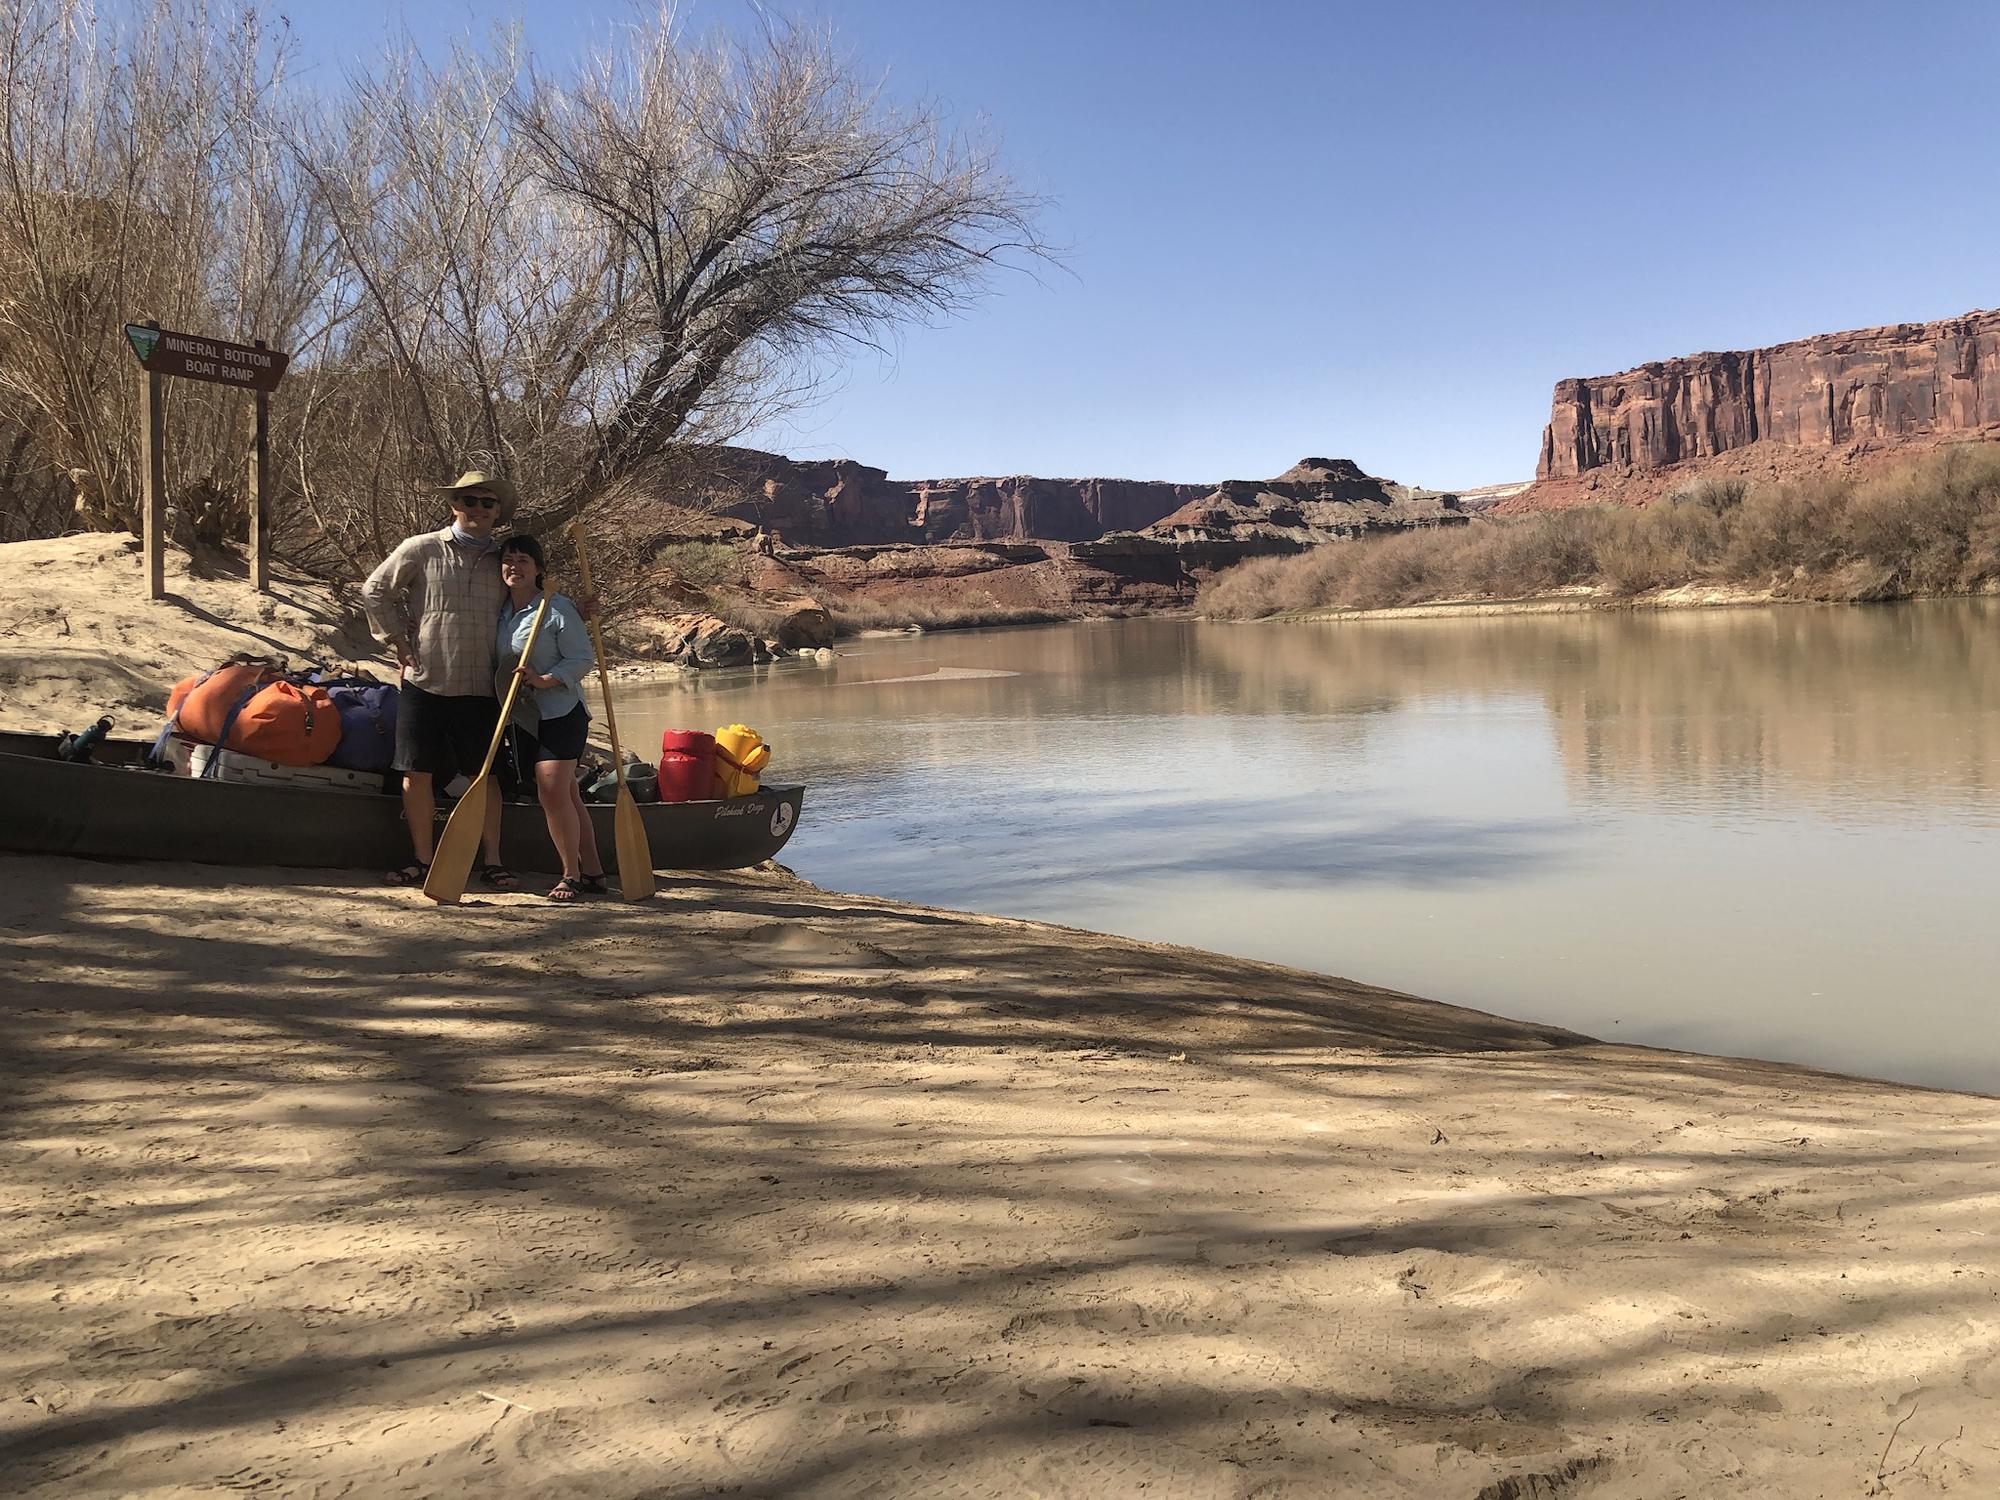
[125,324,161,362]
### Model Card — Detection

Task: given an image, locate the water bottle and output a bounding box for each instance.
[59,716,114,763]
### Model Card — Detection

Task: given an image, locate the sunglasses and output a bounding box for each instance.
[457,494,501,509]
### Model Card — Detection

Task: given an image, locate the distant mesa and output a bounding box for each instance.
[706,449,1463,552]
[671,449,1466,618]
[1506,307,2000,512]
[1452,480,1532,512]
[1107,457,1462,555]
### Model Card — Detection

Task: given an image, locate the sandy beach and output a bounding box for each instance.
[4,857,1997,1497]
[4,536,1999,1496]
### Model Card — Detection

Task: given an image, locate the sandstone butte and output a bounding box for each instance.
[1502,306,2000,513]
[702,451,1462,551]
[680,454,1466,615]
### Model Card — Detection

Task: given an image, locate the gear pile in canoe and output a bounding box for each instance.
[1,660,802,875]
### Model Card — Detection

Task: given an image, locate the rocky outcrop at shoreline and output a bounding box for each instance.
[1509,307,2000,511]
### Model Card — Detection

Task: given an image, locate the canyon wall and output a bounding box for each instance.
[707,450,1458,551]
[698,453,1464,616]
[1515,308,2000,510]
[708,451,1208,547]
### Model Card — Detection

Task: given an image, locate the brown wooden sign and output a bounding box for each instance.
[124,323,289,393]
[128,316,285,600]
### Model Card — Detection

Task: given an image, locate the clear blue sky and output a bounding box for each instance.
[279,0,2000,489]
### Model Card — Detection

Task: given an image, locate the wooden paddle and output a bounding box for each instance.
[422,593,549,905]
[567,518,656,901]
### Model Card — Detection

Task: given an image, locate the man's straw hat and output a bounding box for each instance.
[435,469,519,521]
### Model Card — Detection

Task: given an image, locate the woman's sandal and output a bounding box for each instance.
[574,873,608,896]
[546,876,585,902]
[478,864,520,890]
[386,861,430,887]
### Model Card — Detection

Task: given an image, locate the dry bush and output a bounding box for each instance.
[1590,501,1727,596]
[824,591,1064,633]
[1722,480,1841,584]
[1201,509,1620,617]
[1199,445,2000,618]
[0,0,325,545]
[1191,553,1289,619]
[1461,508,1613,595]
[1671,476,1749,514]
[1835,445,2000,593]
[0,413,68,541]
[1965,505,2000,586]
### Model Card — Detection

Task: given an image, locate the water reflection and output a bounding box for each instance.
[617,604,2000,1094]
[1190,605,2000,819]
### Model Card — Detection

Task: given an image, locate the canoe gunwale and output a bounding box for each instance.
[0,732,804,873]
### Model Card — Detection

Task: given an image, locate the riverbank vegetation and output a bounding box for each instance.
[820,595,1069,633]
[718,590,1067,638]
[1199,447,2000,617]
[0,0,1042,582]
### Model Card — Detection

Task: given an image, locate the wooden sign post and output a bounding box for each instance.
[124,321,291,601]
[136,321,167,600]
[250,340,271,593]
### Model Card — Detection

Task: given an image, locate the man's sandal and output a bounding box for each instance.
[478,864,520,890]
[386,861,430,887]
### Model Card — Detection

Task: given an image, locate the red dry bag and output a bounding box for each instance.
[657,729,715,804]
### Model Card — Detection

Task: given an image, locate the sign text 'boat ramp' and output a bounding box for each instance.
[125,324,289,393]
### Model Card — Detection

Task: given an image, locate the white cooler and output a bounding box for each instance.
[187,742,386,794]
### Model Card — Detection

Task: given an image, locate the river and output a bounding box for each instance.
[617,603,2000,1095]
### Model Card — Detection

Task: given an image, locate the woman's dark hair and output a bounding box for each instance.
[501,534,546,589]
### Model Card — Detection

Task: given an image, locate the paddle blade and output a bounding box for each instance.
[422,776,492,904]
[613,785,655,901]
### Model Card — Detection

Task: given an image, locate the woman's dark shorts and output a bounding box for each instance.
[523,703,591,764]
[394,685,502,780]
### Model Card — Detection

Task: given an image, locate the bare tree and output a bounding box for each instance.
[286,5,1043,573]
[0,0,1046,584]
[0,0,330,544]
[279,24,627,571]
[508,8,1045,515]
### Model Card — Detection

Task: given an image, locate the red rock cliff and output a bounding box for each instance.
[1521,308,2000,508]
[704,449,1208,546]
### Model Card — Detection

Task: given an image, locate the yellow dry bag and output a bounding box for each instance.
[712,723,771,799]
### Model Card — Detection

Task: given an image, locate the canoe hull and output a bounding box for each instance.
[0,732,803,874]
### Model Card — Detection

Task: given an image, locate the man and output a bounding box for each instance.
[361,471,519,888]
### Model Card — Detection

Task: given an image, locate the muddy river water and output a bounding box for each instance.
[618,603,2000,1094]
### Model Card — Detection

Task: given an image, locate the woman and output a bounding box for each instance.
[495,535,606,901]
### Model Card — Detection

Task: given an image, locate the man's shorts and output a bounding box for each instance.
[394,685,502,782]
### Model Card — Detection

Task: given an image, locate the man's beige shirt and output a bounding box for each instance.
[360,527,507,697]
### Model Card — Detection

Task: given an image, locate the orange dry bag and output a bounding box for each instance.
[165,662,341,767]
